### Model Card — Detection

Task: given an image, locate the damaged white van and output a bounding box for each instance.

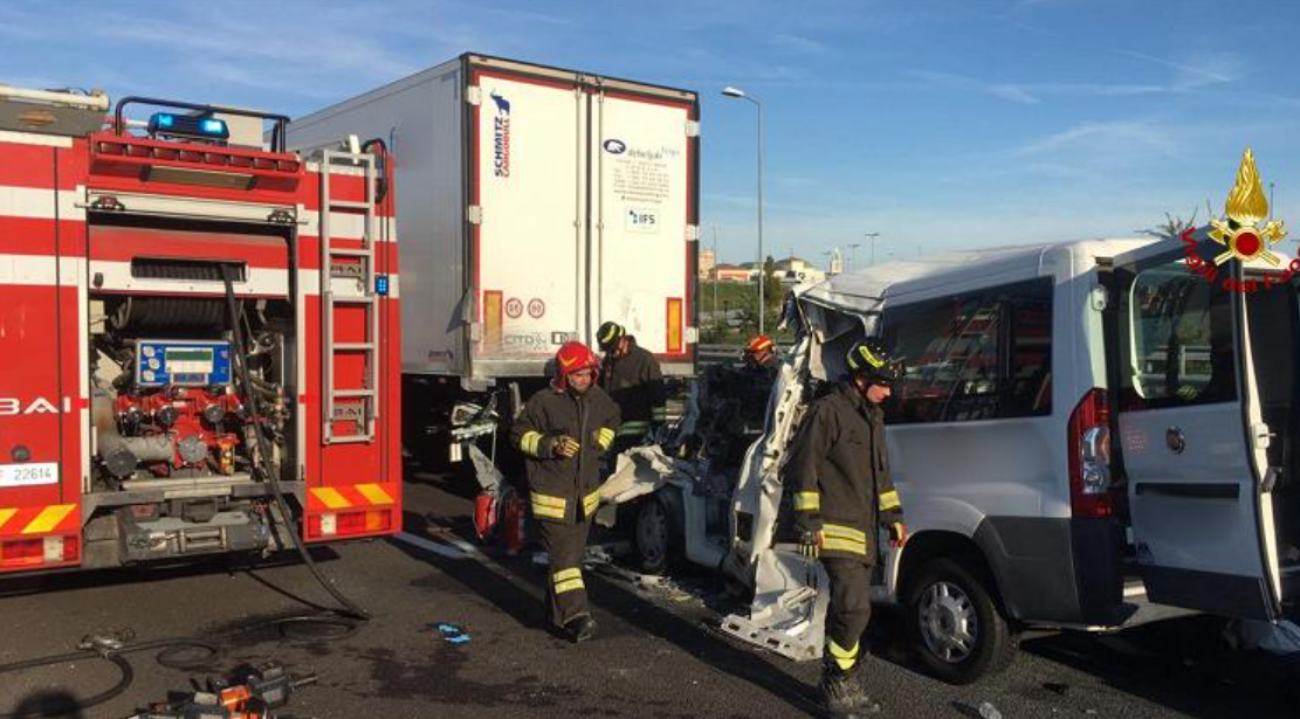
[722,232,1300,684]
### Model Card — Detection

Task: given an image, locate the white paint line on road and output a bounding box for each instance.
[395,531,481,560]
[443,536,484,556]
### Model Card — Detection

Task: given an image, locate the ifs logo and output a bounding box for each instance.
[1181,149,1293,295]
[626,208,659,234]
[491,91,511,178]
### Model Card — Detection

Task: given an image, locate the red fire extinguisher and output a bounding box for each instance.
[474,492,498,541]
[502,490,526,555]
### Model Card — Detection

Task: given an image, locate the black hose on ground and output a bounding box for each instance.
[0,652,134,719]
[219,265,371,621]
[0,613,360,717]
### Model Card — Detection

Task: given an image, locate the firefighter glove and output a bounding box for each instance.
[797,529,823,559]
[888,521,908,547]
[552,435,581,459]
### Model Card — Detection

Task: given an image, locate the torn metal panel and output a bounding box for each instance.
[599,445,680,505]
[727,334,814,585]
[466,444,504,493]
[720,548,829,662]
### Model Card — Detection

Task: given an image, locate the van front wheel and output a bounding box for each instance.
[906,557,1016,684]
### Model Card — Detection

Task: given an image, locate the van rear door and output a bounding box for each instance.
[1112,243,1280,619]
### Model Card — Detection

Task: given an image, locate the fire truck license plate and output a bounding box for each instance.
[0,463,59,488]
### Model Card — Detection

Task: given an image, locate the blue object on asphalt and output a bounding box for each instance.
[435,623,471,643]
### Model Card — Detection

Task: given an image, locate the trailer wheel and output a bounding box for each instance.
[634,495,676,575]
[906,557,1016,684]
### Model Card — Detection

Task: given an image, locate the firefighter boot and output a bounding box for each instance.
[564,614,597,643]
[818,657,880,718]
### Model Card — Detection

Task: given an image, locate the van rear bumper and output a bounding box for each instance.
[975,516,1126,626]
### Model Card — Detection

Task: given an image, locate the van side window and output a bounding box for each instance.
[881,277,1053,424]
[1120,259,1235,409]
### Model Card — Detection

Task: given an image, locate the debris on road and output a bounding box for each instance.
[435,623,472,645]
[978,701,1003,719]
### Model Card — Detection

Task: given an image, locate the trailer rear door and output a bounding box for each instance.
[592,90,695,365]
[471,70,588,367]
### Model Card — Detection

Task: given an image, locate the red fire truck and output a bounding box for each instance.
[0,85,402,575]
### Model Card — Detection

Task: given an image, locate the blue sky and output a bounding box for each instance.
[4,0,1299,267]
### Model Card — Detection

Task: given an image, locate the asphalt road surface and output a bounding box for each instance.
[1,471,1297,718]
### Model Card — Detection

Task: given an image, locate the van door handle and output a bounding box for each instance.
[1165,427,1186,454]
[1250,422,1272,451]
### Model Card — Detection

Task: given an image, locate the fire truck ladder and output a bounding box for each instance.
[319,149,380,444]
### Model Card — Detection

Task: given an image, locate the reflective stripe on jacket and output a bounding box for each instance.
[781,380,903,563]
[510,384,621,524]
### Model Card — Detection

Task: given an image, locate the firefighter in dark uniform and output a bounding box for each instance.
[596,321,666,451]
[742,333,780,372]
[511,341,621,642]
[695,334,781,470]
[783,339,906,717]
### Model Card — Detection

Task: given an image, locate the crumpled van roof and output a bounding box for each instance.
[794,238,1157,314]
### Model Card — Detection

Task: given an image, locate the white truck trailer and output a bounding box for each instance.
[287,53,700,465]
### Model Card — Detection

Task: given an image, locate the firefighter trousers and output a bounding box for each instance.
[539,518,593,628]
[824,558,873,668]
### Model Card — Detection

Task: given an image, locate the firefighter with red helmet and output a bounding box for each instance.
[692,334,781,470]
[783,338,906,717]
[742,333,779,370]
[511,341,621,642]
[596,321,666,449]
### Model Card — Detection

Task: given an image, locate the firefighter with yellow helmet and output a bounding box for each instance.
[783,338,906,717]
[596,321,667,451]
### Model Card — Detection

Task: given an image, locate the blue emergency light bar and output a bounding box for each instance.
[146,112,230,141]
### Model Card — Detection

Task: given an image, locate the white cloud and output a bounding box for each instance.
[988,83,1042,105]
[772,33,829,55]
[1115,50,1241,91]
[908,70,1041,105]
[1012,120,1180,161]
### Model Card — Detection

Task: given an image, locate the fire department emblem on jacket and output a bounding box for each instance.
[1207,148,1287,266]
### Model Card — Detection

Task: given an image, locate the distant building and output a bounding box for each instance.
[779,267,825,285]
[766,256,822,285]
[774,256,812,274]
[712,263,758,283]
[698,249,716,279]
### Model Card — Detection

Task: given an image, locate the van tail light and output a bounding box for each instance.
[1069,388,1114,519]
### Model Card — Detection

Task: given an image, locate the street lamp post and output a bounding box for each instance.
[847,243,861,272]
[712,225,720,339]
[864,232,882,266]
[722,86,764,333]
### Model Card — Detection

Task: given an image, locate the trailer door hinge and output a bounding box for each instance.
[685,120,700,138]
[467,205,483,225]
[466,86,482,106]
[686,225,700,241]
